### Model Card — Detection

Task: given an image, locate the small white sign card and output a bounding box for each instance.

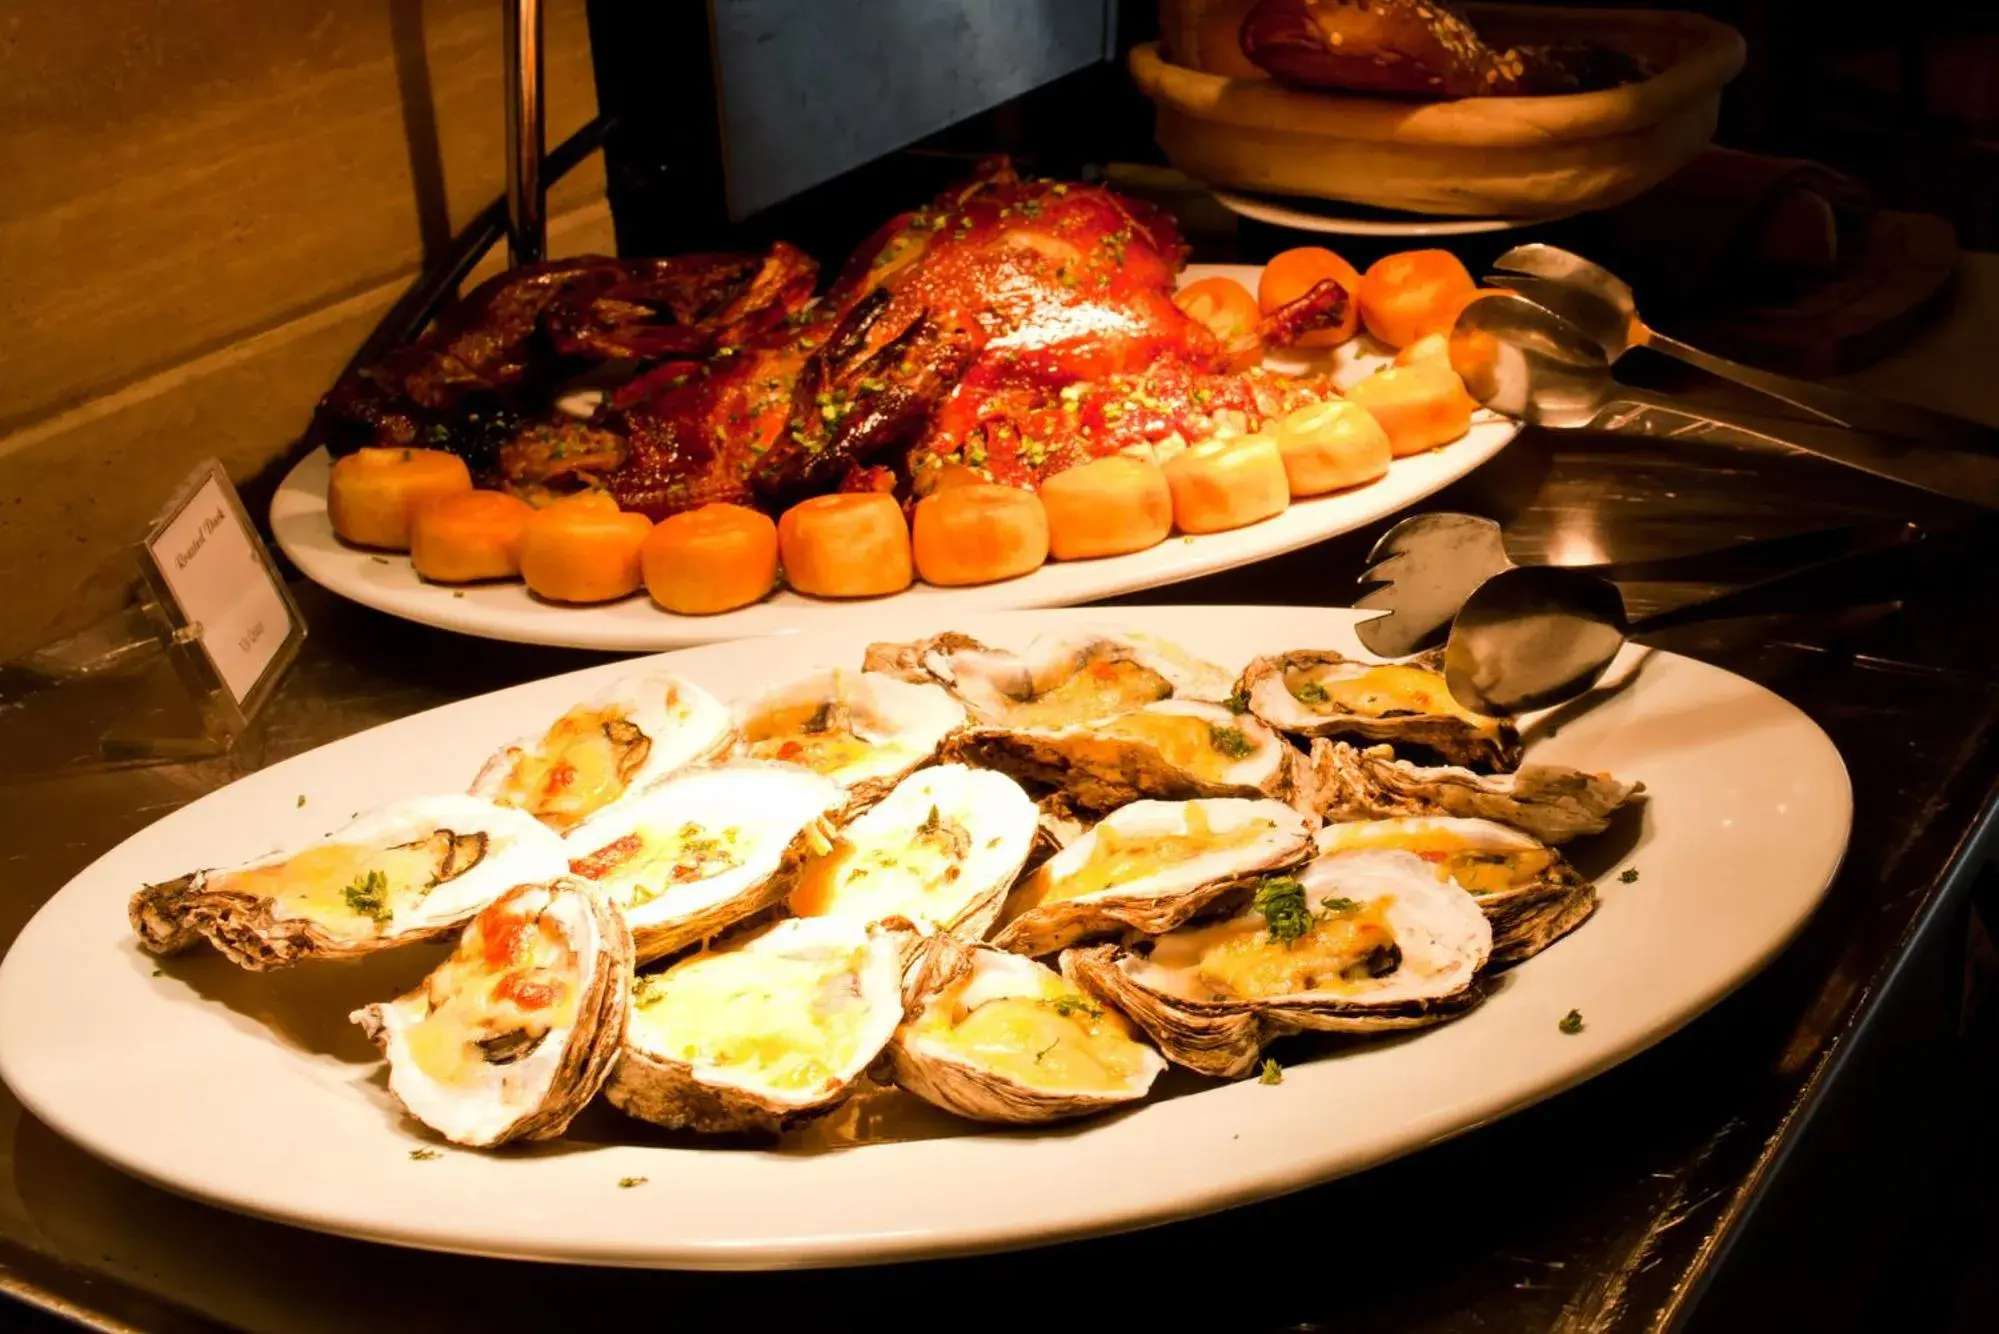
[135,459,304,739]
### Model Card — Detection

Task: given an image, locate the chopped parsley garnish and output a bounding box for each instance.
[409,1148,442,1161]
[1208,724,1255,759]
[151,968,164,978]
[1041,994,1103,1020]
[1559,1009,1585,1035]
[1320,897,1359,915]
[633,973,671,1008]
[1253,876,1313,944]
[618,1176,649,1189]
[295,794,306,808]
[918,804,942,835]
[1293,680,1331,705]
[1032,1039,1060,1064]
[1224,690,1250,715]
[1258,1058,1283,1085]
[369,555,390,565]
[1618,868,1640,884]
[342,870,393,925]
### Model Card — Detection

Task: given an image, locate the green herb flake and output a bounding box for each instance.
[1559,1009,1585,1036]
[452,590,466,599]
[918,804,942,835]
[1041,994,1103,1021]
[409,1148,442,1161]
[1618,868,1639,884]
[1293,680,1331,705]
[1208,724,1255,760]
[1224,690,1250,715]
[151,968,164,978]
[618,1176,649,1189]
[342,870,393,925]
[370,556,390,566]
[1032,1038,1060,1064]
[296,794,306,808]
[1253,876,1313,944]
[1320,897,1359,915]
[1258,1058,1283,1085]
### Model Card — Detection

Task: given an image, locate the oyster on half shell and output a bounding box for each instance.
[1314,817,1596,964]
[1311,740,1642,845]
[947,698,1310,815]
[470,671,733,832]
[784,764,1038,940]
[130,795,568,970]
[888,934,1165,1124]
[604,916,906,1135]
[352,877,632,1147]
[732,669,965,810]
[1063,847,1492,1077]
[862,630,1231,729]
[563,760,844,964]
[992,798,1313,957]
[1240,649,1521,770]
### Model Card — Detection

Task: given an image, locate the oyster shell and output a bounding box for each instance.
[1310,740,1642,844]
[992,798,1313,957]
[1239,649,1521,770]
[470,671,733,832]
[888,934,1165,1124]
[563,760,844,964]
[605,916,906,1135]
[731,669,966,809]
[946,698,1311,814]
[130,795,568,970]
[862,629,1231,728]
[784,764,1038,939]
[1314,817,1596,964]
[1063,847,1492,1078]
[351,877,632,1147]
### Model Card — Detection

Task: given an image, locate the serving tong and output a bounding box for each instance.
[1450,247,1999,510]
[1356,514,1930,715]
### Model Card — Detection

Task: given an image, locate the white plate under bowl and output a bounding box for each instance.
[1211,188,1572,237]
[0,606,1847,1270]
[270,265,1519,651]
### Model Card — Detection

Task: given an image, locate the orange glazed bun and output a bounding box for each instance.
[1357,249,1476,349]
[1040,456,1174,559]
[409,489,534,582]
[777,493,913,598]
[1270,400,1393,496]
[517,494,652,603]
[1163,435,1291,533]
[327,447,472,551]
[1345,362,1473,457]
[911,484,1051,587]
[641,503,779,615]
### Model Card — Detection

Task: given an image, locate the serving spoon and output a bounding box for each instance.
[1440,521,1929,716]
[1448,292,1999,510]
[1486,244,1999,452]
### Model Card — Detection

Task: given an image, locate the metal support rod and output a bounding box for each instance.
[503,0,546,266]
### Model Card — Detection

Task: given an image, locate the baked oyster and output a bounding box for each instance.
[352,877,631,1147]
[785,764,1038,939]
[992,798,1313,957]
[470,671,733,832]
[563,761,844,964]
[1315,816,1596,964]
[862,629,1231,728]
[946,698,1310,814]
[731,669,965,808]
[1063,847,1492,1078]
[130,795,568,970]
[1310,740,1642,844]
[888,934,1165,1124]
[605,916,906,1135]
[1240,649,1521,770]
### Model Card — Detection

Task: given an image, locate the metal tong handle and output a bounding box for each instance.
[1630,521,1927,636]
[1597,388,1999,511]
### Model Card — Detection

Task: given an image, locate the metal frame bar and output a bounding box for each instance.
[504,0,547,266]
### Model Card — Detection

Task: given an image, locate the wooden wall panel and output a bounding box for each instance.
[0,0,610,661]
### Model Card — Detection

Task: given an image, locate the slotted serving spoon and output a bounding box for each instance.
[1487,244,1999,452]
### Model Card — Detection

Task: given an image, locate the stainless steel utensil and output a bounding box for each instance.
[1487,244,1999,452]
[1440,521,1928,716]
[1449,292,1999,509]
[1354,512,1902,658]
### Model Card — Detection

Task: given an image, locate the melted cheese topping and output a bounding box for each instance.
[1144,900,1400,1002]
[631,947,874,1094]
[1032,807,1274,907]
[786,816,975,928]
[1316,825,1550,896]
[493,706,641,829]
[571,821,745,908]
[404,892,580,1086]
[740,700,882,778]
[1287,664,1499,732]
[1098,711,1251,780]
[916,972,1152,1093]
[1000,658,1170,728]
[227,840,451,939]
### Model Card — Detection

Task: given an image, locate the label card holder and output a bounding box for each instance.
[113,460,306,757]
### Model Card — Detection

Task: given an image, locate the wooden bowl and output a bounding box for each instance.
[1131,4,1746,219]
